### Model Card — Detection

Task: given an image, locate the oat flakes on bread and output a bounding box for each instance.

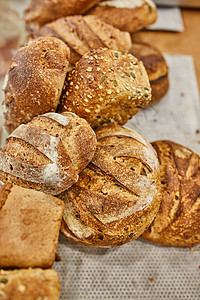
[24,0,101,28]
[88,0,157,32]
[0,268,60,300]
[59,125,161,247]
[142,140,200,246]
[0,184,64,268]
[3,37,70,133]
[0,112,97,195]
[31,15,132,68]
[130,42,169,105]
[60,48,151,129]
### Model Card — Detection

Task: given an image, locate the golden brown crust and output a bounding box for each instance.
[0,112,97,195]
[59,48,151,129]
[130,42,169,105]
[31,15,132,67]
[88,0,157,32]
[0,268,60,299]
[142,140,200,247]
[0,185,64,268]
[3,37,70,133]
[24,0,100,28]
[59,125,161,247]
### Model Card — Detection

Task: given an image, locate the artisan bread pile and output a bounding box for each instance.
[0,1,199,299]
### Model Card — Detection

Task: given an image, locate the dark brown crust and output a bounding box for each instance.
[3,37,70,133]
[60,125,161,247]
[88,0,157,32]
[142,140,200,247]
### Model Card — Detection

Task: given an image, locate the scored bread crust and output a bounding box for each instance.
[31,15,132,68]
[3,37,70,134]
[0,184,64,268]
[24,0,101,28]
[130,42,169,105]
[87,0,157,32]
[0,112,97,195]
[60,48,151,129]
[0,268,60,300]
[142,140,200,246]
[59,125,161,247]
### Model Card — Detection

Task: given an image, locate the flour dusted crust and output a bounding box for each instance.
[130,42,169,105]
[0,268,60,300]
[31,15,132,68]
[0,184,64,268]
[142,141,200,246]
[3,37,70,134]
[0,112,97,195]
[60,48,151,129]
[88,0,157,32]
[59,125,161,247]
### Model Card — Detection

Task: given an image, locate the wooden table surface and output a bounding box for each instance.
[132,9,200,94]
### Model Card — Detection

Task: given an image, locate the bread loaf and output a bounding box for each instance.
[0,184,64,268]
[24,0,101,28]
[130,42,169,105]
[88,0,157,32]
[142,141,200,246]
[0,112,97,195]
[60,48,151,129]
[0,268,60,300]
[59,125,161,247]
[3,37,70,133]
[31,15,132,68]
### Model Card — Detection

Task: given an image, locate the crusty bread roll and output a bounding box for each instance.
[0,112,97,195]
[60,48,151,129]
[31,15,132,68]
[130,42,169,105]
[0,184,64,268]
[59,125,161,247]
[25,0,100,28]
[0,268,60,300]
[88,0,157,32]
[142,140,200,246]
[3,37,70,134]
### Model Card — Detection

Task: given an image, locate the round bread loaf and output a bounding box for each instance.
[31,15,132,68]
[0,112,97,195]
[88,0,157,32]
[142,140,200,246]
[3,37,70,134]
[59,125,161,247]
[130,42,169,105]
[60,48,151,129]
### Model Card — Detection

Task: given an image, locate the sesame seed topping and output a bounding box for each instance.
[86,67,92,72]
[85,109,90,113]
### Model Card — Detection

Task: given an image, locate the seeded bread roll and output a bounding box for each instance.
[130,42,169,105]
[60,48,151,129]
[31,15,132,68]
[142,141,200,246]
[59,125,161,247]
[0,268,60,299]
[25,0,101,28]
[0,112,97,195]
[3,37,70,134]
[0,184,64,268]
[88,0,157,32]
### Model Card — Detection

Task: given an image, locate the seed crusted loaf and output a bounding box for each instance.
[3,37,70,133]
[59,125,161,247]
[130,42,169,105]
[0,184,64,268]
[30,15,132,68]
[60,48,151,129]
[0,268,60,300]
[0,112,97,195]
[88,0,157,32]
[142,140,200,246]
